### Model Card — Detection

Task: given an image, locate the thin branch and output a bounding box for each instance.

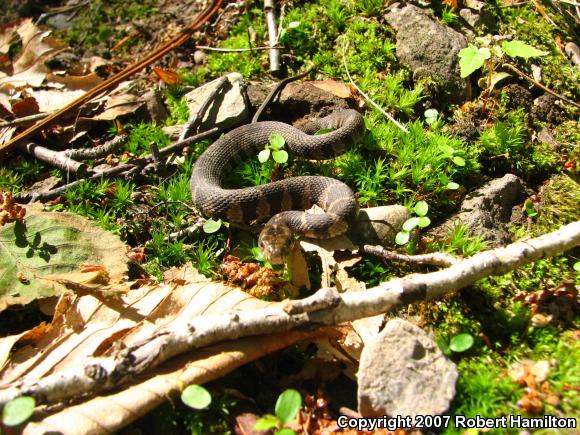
[14,128,220,203]
[63,134,128,160]
[264,0,281,73]
[502,63,580,108]
[251,68,314,123]
[341,43,409,133]
[178,76,229,142]
[0,112,51,128]
[1,221,578,407]
[360,244,460,267]
[17,142,88,176]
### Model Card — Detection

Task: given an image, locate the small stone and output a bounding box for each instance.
[141,90,169,124]
[351,206,409,246]
[427,174,526,245]
[193,50,208,65]
[384,3,468,105]
[357,319,458,419]
[184,72,250,131]
[24,176,61,195]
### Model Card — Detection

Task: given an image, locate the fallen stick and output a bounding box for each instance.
[1,220,578,407]
[14,127,220,203]
[63,134,128,160]
[17,142,88,176]
[360,244,460,267]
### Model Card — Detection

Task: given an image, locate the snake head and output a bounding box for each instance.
[258,223,293,265]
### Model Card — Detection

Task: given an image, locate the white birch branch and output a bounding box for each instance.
[1,221,578,407]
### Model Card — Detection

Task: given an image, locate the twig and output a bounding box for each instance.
[63,134,128,160]
[178,76,229,142]
[14,128,221,203]
[0,0,224,157]
[17,142,88,176]
[360,245,460,267]
[0,112,51,128]
[502,63,580,108]
[196,45,280,52]
[0,221,578,407]
[251,68,314,123]
[341,43,409,133]
[264,0,281,73]
[167,220,206,241]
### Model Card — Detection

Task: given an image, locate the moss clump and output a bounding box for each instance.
[536,175,580,232]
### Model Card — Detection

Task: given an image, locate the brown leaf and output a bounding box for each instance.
[93,94,143,120]
[442,0,458,9]
[10,96,39,117]
[46,72,104,91]
[0,274,327,434]
[153,67,180,85]
[288,242,311,290]
[306,79,352,99]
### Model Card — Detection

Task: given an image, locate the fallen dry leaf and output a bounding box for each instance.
[152,67,180,85]
[306,79,352,99]
[93,93,143,120]
[0,270,327,434]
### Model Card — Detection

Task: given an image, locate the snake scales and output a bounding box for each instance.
[190,109,365,264]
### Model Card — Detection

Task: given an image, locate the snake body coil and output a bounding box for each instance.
[190,109,365,263]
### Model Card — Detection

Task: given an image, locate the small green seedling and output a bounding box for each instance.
[203,218,223,233]
[449,333,475,353]
[574,261,580,272]
[424,109,439,126]
[254,389,302,434]
[2,396,36,427]
[181,385,212,410]
[458,39,548,79]
[396,201,431,245]
[524,200,538,218]
[259,133,289,165]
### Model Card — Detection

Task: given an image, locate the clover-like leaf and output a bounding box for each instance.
[254,415,280,431]
[258,148,271,163]
[414,201,429,217]
[402,217,420,232]
[452,156,466,167]
[203,218,222,234]
[272,150,289,164]
[449,333,474,353]
[458,46,491,78]
[269,133,286,150]
[439,144,455,156]
[2,396,35,427]
[502,40,548,59]
[395,231,410,245]
[446,181,460,190]
[181,385,212,410]
[275,389,302,424]
[417,216,431,228]
[424,109,439,125]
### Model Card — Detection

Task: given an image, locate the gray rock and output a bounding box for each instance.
[141,90,169,125]
[428,174,525,245]
[385,3,468,105]
[351,206,409,246]
[23,176,61,195]
[193,50,208,65]
[184,72,250,131]
[357,319,458,419]
[246,82,349,124]
[459,8,496,33]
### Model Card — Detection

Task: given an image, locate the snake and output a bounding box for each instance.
[190,109,365,264]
